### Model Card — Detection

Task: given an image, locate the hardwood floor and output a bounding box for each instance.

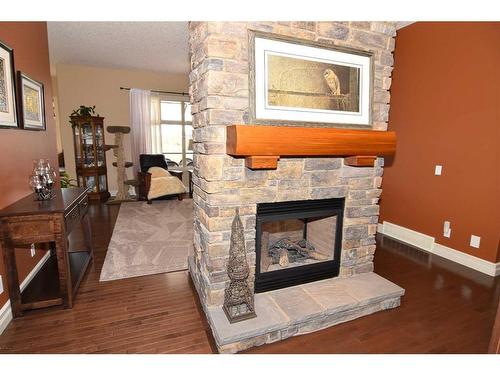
[247,236,500,353]
[0,203,498,354]
[0,204,215,354]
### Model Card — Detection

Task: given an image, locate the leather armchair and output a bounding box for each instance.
[139,154,168,173]
[137,154,184,203]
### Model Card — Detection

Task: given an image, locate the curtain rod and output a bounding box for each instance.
[119,87,189,96]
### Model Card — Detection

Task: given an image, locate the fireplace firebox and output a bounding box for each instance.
[255,198,344,293]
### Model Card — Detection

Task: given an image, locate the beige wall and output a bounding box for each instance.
[54,64,188,193]
[51,75,63,153]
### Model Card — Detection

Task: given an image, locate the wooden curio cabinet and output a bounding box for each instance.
[71,116,110,201]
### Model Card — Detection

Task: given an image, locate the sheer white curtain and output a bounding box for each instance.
[150,92,162,154]
[129,89,161,175]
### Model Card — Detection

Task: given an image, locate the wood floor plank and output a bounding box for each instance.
[0,203,498,354]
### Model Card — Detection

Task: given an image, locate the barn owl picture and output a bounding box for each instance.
[324,69,341,96]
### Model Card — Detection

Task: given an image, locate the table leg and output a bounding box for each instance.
[54,219,72,308]
[83,212,94,260]
[0,231,22,318]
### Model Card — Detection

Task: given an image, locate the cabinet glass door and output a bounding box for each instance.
[74,126,82,166]
[82,122,95,167]
[99,174,107,191]
[95,125,105,167]
[85,175,97,192]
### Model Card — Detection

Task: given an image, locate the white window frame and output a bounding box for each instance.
[158,95,193,169]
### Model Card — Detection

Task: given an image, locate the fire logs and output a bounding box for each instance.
[268,238,329,267]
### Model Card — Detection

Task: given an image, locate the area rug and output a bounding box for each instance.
[100,199,193,281]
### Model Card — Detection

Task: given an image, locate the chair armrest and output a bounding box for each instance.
[137,171,152,201]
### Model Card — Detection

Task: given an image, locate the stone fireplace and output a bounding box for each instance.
[187,21,404,353]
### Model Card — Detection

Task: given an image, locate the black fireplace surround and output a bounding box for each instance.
[254,198,344,293]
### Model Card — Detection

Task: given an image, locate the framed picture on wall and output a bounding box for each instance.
[250,32,373,128]
[0,40,19,129]
[17,71,46,131]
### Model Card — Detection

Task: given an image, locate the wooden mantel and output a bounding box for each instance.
[226,125,397,169]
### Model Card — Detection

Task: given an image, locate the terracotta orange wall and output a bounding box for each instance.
[379,22,500,263]
[0,22,57,308]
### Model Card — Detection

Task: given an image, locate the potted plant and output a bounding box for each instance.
[69,105,99,127]
[60,171,77,188]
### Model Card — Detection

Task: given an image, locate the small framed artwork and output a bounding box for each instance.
[18,71,46,131]
[250,33,373,128]
[0,40,18,129]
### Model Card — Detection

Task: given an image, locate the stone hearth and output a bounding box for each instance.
[191,262,404,353]
[187,21,402,353]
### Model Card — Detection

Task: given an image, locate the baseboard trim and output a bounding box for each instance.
[0,251,51,335]
[0,300,12,335]
[380,221,434,252]
[378,221,500,277]
[432,243,498,276]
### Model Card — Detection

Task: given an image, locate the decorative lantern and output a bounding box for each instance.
[29,159,56,201]
[223,208,256,323]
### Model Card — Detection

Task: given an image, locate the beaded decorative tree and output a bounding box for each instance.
[223,208,256,323]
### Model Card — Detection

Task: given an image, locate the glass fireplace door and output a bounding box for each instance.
[255,198,344,293]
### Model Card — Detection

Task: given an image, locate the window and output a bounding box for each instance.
[156,98,193,167]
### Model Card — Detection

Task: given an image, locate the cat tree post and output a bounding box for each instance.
[106,126,136,204]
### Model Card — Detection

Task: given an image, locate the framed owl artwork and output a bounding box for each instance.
[249,32,373,128]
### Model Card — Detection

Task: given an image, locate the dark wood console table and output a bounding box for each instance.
[0,187,93,318]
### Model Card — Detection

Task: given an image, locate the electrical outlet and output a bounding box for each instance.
[470,235,481,248]
[0,275,3,294]
[435,165,443,176]
[30,243,36,257]
[443,221,451,238]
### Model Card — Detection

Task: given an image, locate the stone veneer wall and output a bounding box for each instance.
[188,22,397,309]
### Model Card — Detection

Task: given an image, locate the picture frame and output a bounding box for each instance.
[0,39,19,129]
[249,32,373,128]
[17,71,46,131]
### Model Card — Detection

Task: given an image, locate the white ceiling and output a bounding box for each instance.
[47,22,189,75]
[47,21,414,76]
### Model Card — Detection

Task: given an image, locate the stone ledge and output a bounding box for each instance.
[195,269,404,353]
